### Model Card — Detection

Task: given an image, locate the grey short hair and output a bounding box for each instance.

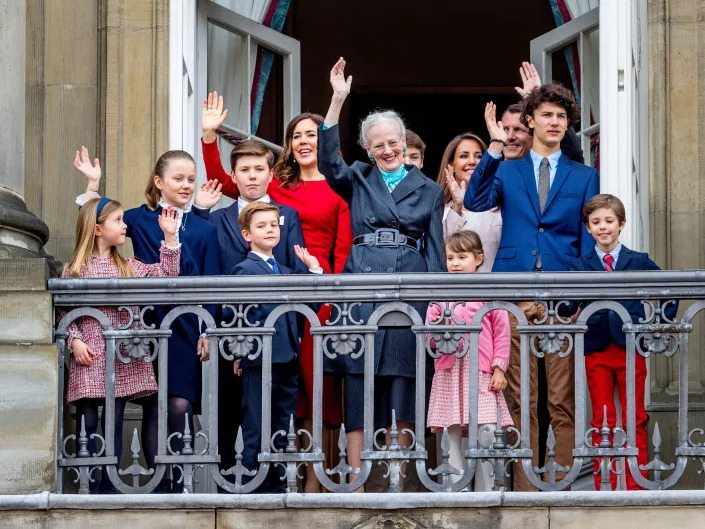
[358,110,406,148]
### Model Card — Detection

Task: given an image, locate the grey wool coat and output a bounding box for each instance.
[318,124,445,377]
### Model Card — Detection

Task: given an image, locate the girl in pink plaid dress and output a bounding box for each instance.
[59,197,180,479]
[426,231,513,491]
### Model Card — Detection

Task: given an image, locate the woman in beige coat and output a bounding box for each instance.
[437,132,502,271]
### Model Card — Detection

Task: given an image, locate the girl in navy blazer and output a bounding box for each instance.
[75,147,221,492]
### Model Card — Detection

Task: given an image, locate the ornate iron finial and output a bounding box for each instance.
[118,428,154,487]
[221,426,257,485]
[534,425,569,484]
[640,422,675,481]
[428,427,462,489]
[326,424,359,481]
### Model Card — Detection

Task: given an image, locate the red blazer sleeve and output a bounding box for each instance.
[201,138,239,199]
[333,196,353,273]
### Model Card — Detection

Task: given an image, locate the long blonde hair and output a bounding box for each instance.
[65,198,134,278]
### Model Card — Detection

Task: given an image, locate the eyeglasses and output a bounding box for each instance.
[370,139,403,154]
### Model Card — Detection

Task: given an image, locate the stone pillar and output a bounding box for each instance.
[0,0,50,261]
[0,1,57,493]
[649,0,705,488]
[101,0,170,212]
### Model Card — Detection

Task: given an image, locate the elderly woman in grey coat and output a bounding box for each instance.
[319,57,445,489]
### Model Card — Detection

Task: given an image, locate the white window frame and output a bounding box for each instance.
[531,3,649,252]
[169,0,301,179]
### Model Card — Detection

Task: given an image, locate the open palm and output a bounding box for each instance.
[202,91,229,132]
[74,146,102,185]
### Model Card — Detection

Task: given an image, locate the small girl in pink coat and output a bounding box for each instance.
[426,231,513,491]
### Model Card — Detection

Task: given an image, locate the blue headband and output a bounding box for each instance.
[96,198,111,220]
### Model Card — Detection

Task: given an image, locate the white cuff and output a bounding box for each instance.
[75,191,101,207]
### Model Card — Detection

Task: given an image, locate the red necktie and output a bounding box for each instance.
[603,254,615,272]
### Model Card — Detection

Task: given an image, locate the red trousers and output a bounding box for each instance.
[586,343,648,490]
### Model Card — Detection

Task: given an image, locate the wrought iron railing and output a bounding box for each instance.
[49,271,705,493]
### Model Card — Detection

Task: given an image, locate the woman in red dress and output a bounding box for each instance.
[201,93,352,492]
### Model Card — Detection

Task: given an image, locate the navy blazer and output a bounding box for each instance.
[124,205,221,410]
[231,253,301,368]
[464,150,599,272]
[568,246,677,352]
[193,200,308,274]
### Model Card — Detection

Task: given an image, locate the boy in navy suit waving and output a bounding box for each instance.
[232,201,323,492]
[193,139,307,481]
[569,194,676,490]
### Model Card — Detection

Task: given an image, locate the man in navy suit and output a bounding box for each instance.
[231,201,323,492]
[568,194,675,490]
[464,83,599,489]
[192,139,307,485]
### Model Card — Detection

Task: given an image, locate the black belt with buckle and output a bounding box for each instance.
[353,228,418,248]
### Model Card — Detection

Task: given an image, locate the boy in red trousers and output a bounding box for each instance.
[569,194,676,490]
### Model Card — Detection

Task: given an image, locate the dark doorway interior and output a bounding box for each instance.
[347,92,519,178]
[284,0,560,172]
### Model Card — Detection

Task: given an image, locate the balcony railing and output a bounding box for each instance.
[48,271,705,494]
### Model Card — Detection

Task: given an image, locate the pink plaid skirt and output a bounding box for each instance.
[428,355,513,434]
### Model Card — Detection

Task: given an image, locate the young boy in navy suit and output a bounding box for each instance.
[569,194,676,490]
[232,201,322,493]
[193,139,307,481]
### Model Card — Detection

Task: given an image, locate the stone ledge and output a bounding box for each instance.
[2,490,705,510]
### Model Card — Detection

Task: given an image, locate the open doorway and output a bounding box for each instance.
[282,0,570,173]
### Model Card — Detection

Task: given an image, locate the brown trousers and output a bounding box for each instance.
[505,302,575,491]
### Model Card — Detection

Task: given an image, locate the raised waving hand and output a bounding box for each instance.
[202,91,229,143]
[294,245,322,272]
[484,102,508,156]
[194,180,223,209]
[444,165,467,214]
[514,61,541,98]
[324,57,353,127]
[74,146,102,195]
[158,206,179,246]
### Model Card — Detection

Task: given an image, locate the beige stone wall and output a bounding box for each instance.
[25,0,101,264]
[649,1,705,404]
[101,0,169,213]
[0,259,56,494]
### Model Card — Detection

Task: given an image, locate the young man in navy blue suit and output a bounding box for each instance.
[569,194,675,490]
[232,201,323,493]
[193,139,307,483]
[464,83,599,489]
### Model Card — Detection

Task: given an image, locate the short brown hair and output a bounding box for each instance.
[503,103,523,116]
[230,139,275,172]
[582,194,627,225]
[444,230,484,259]
[520,83,580,134]
[238,201,280,232]
[405,129,426,156]
[145,150,195,210]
